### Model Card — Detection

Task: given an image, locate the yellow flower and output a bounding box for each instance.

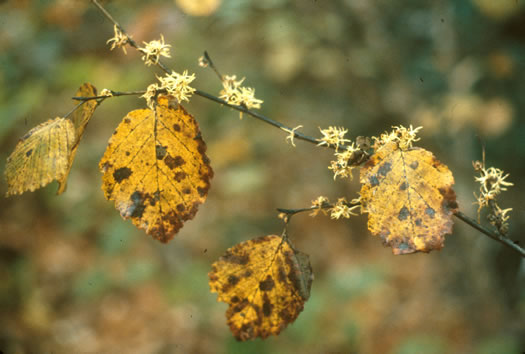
[140,34,172,66]
[157,70,196,103]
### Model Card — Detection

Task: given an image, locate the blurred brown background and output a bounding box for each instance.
[0,0,524,353]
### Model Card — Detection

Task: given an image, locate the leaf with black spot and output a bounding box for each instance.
[209,235,313,341]
[99,95,213,242]
[359,141,458,254]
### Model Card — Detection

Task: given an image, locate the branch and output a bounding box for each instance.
[90,0,328,150]
[453,211,524,257]
[89,0,524,258]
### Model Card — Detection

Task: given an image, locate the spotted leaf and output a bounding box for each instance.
[359,141,458,255]
[209,235,313,341]
[99,95,213,242]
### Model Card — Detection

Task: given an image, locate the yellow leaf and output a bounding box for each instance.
[359,142,458,255]
[99,96,213,242]
[5,117,76,196]
[57,83,99,194]
[209,235,313,341]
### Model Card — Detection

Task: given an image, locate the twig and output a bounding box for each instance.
[277,206,321,217]
[89,0,524,258]
[203,50,223,81]
[453,211,524,257]
[90,0,326,150]
[72,90,146,101]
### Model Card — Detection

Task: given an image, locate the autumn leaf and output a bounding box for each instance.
[209,235,313,341]
[57,83,99,194]
[4,83,99,196]
[5,117,76,196]
[359,141,458,255]
[99,95,213,242]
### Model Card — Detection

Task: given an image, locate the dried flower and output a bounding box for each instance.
[310,196,330,216]
[141,84,159,110]
[99,88,113,97]
[374,125,422,150]
[329,198,360,220]
[106,24,131,54]
[317,126,351,151]
[140,34,171,66]
[157,70,196,103]
[219,75,263,116]
[281,125,303,147]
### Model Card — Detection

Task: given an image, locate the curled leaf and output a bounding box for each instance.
[57,83,99,194]
[5,117,76,196]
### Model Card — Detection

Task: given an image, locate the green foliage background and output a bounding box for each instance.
[0,0,524,353]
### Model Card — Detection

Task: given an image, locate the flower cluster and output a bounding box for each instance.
[107,25,131,54]
[141,70,196,109]
[309,196,361,219]
[474,165,513,233]
[316,126,351,151]
[328,143,362,180]
[219,75,263,114]
[157,70,196,102]
[374,125,422,150]
[329,197,361,220]
[140,34,171,66]
[310,196,330,216]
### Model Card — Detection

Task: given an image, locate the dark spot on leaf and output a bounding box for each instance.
[113,130,117,135]
[399,181,408,191]
[398,242,410,251]
[174,171,187,182]
[197,186,207,197]
[377,162,392,177]
[279,309,292,322]
[176,203,185,212]
[113,167,132,183]
[222,251,249,265]
[182,187,191,194]
[231,299,249,314]
[262,297,273,317]
[415,218,422,226]
[124,118,131,124]
[125,151,130,156]
[129,191,146,218]
[231,296,240,303]
[243,270,252,278]
[197,141,207,155]
[228,275,239,286]
[259,276,275,291]
[425,207,436,218]
[156,144,167,160]
[173,123,181,132]
[278,266,287,284]
[398,206,410,221]
[149,191,160,206]
[438,187,458,212]
[164,155,185,169]
[25,149,32,157]
[410,161,419,170]
[370,175,379,187]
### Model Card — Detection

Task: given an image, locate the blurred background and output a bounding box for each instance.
[1,0,524,353]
